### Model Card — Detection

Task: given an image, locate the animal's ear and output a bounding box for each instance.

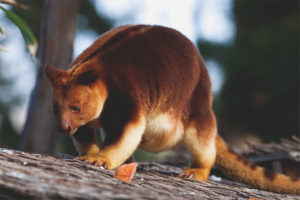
[76,70,98,85]
[45,65,66,84]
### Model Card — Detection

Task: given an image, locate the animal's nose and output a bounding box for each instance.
[60,120,71,134]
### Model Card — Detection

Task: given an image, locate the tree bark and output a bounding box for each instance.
[0,147,298,200]
[20,0,79,154]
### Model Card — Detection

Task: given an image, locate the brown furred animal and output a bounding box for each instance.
[45,25,300,195]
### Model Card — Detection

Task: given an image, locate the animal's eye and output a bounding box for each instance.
[70,105,80,112]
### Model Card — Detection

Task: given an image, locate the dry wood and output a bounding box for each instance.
[0,148,299,200]
[244,136,300,162]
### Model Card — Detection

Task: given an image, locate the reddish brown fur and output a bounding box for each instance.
[45,25,300,195]
[216,135,300,194]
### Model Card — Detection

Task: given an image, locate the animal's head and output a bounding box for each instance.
[45,64,107,135]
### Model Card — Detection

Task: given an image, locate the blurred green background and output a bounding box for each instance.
[0,0,298,157]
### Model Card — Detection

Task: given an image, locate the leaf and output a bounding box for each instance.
[0,5,37,57]
[0,24,4,35]
[114,163,138,183]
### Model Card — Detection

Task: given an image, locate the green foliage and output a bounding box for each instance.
[0,23,6,51]
[0,1,42,149]
[0,24,4,35]
[0,5,37,56]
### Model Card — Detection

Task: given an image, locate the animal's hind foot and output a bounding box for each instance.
[177,168,210,181]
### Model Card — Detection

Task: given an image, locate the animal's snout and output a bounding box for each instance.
[60,120,71,134]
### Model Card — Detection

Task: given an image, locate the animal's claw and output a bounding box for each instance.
[76,154,112,169]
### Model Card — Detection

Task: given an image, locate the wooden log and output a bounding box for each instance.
[0,148,299,199]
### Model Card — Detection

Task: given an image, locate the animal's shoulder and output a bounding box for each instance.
[69,25,150,68]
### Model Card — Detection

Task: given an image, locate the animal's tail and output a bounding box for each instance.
[215,135,300,195]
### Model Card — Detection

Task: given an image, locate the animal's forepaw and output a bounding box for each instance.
[76,154,112,169]
[177,168,209,181]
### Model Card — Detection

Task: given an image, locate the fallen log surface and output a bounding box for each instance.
[0,148,299,200]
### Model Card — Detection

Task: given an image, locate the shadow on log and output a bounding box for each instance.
[0,148,299,200]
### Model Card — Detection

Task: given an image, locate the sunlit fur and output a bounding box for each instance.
[46,61,108,134]
[46,25,300,195]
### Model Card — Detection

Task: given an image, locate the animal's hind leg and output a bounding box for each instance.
[179,111,217,181]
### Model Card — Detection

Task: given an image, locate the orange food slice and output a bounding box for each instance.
[114,163,138,183]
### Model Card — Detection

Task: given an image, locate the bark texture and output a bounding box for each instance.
[0,148,299,200]
[20,0,79,154]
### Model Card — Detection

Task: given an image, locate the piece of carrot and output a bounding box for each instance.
[114,163,138,183]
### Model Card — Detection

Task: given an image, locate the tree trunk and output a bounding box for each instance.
[20,0,79,154]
